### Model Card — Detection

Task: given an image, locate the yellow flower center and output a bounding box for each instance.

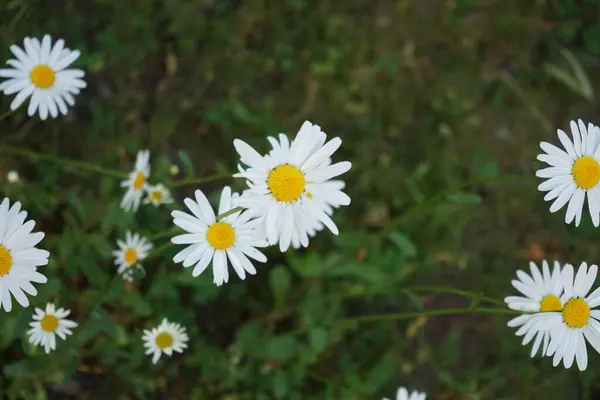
[30,65,56,89]
[267,164,306,202]
[562,298,591,328]
[124,248,138,264]
[0,245,12,277]
[539,294,562,312]
[572,156,600,189]
[150,190,163,201]
[133,172,146,190]
[206,222,235,250]
[155,332,173,349]
[40,315,58,332]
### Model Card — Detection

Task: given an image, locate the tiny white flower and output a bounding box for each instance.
[0,198,49,312]
[171,186,268,286]
[143,183,173,207]
[234,121,352,252]
[6,170,19,183]
[112,231,152,281]
[120,150,151,212]
[142,318,189,364]
[505,260,564,358]
[0,34,86,119]
[536,119,600,226]
[383,387,427,400]
[169,164,180,176]
[27,303,77,353]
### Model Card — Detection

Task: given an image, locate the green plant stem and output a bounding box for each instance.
[340,306,520,324]
[216,206,245,220]
[0,109,14,121]
[170,172,234,187]
[0,145,128,179]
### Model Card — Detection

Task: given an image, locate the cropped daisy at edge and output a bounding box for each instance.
[27,303,77,353]
[120,150,151,212]
[537,119,600,226]
[0,34,86,119]
[383,386,426,400]
[142,318,189,364]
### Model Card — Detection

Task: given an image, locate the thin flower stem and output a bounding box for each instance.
[0,109,14,121]
[339,307,519,324]
[0,145,128,179]
[216,206,245,220]
[170,172,234,187]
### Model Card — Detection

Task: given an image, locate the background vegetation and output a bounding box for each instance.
[1,0,600,398]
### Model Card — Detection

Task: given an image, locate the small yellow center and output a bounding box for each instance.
[267,164,306,202]
[0,245,12,277]
[124,248,138,264]
[572,156,600,189]
[133,172,146,190]
[206,222,235,250]
[30,65,56,89]
[562,298,591,328]
[150,190,163,201]
[540,294,562,312]
[155,332,173,349]
[40,315,58,332]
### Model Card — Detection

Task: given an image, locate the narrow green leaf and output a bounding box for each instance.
[387,232,417,257]
[269,266,291,307]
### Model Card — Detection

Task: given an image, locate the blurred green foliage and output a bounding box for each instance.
[1,0,600,399]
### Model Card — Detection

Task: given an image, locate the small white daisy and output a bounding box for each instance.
[383,387,427,400]
[112,231,152,281]
[536,119,600,226]
[534,262,600,371]
[142,318,189,364]
[6,170,19,183]
[505,260,564,357]
[171,186,268,286]
[27,303,77,353]
[143,183,173,207]
[0,35,86,119]
[234,121,352,252]
[120,150,151,212]
[0,198,49,312]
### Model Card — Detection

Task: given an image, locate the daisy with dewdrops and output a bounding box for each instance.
[143,183,173,207]
[113,231,152,281]
[233,120,352,252]
[171,187,268,286]
[27,303,77,354]
[0,198,49,312]
[536,119,600,227]
[142,318,189,364]
[120,150,151,212]
[505,260,564,358]
[0,35,86,119]
[383,387,427,400]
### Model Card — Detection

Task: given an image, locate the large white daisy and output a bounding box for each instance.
[112,231,152,281]
[505,260,564,357]
[0,198,49,312]
[120,150,151,212]
[171,187,268,286]
[0,34,86,119]
[537,119,600,226]
[234,121,352,252]
[532,262,600,370]
[142,318,189,364]
[27,303,77,353]
[383,387,426,400]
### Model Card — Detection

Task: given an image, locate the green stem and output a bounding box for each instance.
[170,172,234,187]
[0,145,128,179]
[0,109,14,121]
[216,206,245,220]
[339,306,519,324]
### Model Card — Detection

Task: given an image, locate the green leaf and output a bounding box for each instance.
[122,292,152,316]
[266,336,298,361]
[80,258,108,288]
[387,232,417,257]
[446,192,482,205]
[269,266,291,307]
[308,328,328,353]
[178,150,195,178]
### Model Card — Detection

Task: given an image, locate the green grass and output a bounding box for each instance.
[1,0,600,398]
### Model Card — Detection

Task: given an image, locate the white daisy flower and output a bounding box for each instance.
[143,183,173,207]
[383,387,427,400]
[535,262,600,370]
[120,150,151,212]
[0,198,49,312]
[112,231,152,281]
[537,119,600,226]
[505,260,564,357]
[6,170,19,183]
[142,318,189,364]
[27,303,77,353]
[233,120,352,252]
[0,35,86,120]
[171,186,268,286]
